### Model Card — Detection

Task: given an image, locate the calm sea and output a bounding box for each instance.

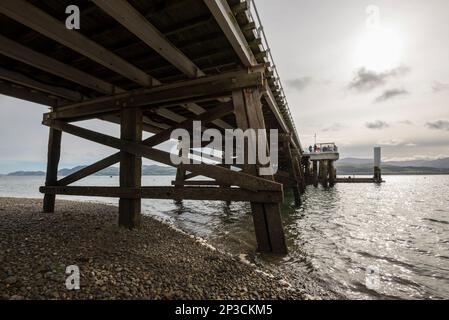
[0,175,448,299]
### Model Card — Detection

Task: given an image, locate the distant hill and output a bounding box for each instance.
[385,158,449,169]
[7,165,176,177]
[336,164,449,175]
[7,171,46,176]
[337,157,449,175]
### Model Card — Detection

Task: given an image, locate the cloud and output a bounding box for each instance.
[366,120,389,130]
[374,88,409,103]
[432,81,449,93]
[287,77,312,91]
[398,120,413,125]
[348,65,410,92]
[426,120,449,131]
[377,139,404,146]
[322,122,344,132]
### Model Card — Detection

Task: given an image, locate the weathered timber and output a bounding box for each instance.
[181,164,282,192]
[119,108,142,229]
[232,88,287,254]
[312,161,318,187]
[93,0,204,78]
[205,0,257,67]
[57,153,121,187]
[42,127,61,213]
[43,120,282,193]
[56,103,233,186]
[320,160,329,187]
[0,35,125,95]
[172,180,219,186]
[39,186,283,203]
[0,67,83,101]
[45,71,264,121]
[328,160,336,187]
[0,81,58,107]
[0,0,155,87]
[281,134,301,206]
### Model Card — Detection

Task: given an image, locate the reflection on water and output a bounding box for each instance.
[1,175,448,299]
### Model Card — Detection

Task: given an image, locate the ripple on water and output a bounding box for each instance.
[1,175,448,299]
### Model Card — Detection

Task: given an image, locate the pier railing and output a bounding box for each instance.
[246,0,299,144]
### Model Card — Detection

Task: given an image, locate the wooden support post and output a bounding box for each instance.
[312,161,318,187]
[119,108,142,229]
[304,158,311,185]
[233,88,287,254]
[43,127,62,213]
[281,135,301,206]
[297,156,307,194]
[321,161,329,187]
[328,160,335,187]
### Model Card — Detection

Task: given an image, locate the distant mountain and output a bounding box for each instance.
[336,164,449,175]
[384,158,449,169]
[339,157,449,169]
[7,165,176,177]
[7,171,46,176]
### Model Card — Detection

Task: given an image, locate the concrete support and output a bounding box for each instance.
[119,107,142,229]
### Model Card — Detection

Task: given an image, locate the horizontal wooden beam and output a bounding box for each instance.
[39,186,283,203]
[171,180,220,186]
[99,115,163,134]
[0,81,58,106]
[204,0,256,67]
[0,67,83,101]
[93,0,204,78]
[182,164,282,192]
[0,35,125,95]
[0,0,154,87]
[45,70,264,121]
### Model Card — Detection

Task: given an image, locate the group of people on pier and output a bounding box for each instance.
[307,144,338,153]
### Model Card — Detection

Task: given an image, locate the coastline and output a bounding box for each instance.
[0,197,315,300]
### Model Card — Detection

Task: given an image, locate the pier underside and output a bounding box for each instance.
[0,0,307,254]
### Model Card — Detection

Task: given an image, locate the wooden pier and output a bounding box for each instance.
[0,0,309,254]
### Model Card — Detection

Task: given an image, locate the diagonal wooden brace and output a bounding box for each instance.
[57,102,234,186]
[43,119,282,194]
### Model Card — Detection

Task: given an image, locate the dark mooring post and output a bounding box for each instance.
[312,161,318,187]
[233,88,287,254]
[304,158,310,184]
[43,127,62,213]
[328,160,335,187]
[296,155,307,194]
[373,146,382,183]
[119,108,143,229]
[283,135,301,206]
[321,161,329,187]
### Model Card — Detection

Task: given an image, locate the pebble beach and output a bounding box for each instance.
[0,197,313,300]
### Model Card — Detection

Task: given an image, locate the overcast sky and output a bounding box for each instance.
[1,0,448,173]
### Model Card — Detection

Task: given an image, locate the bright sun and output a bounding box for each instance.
[355,27,403,71]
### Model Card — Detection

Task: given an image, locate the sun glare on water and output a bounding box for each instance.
[355,27,403,71]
